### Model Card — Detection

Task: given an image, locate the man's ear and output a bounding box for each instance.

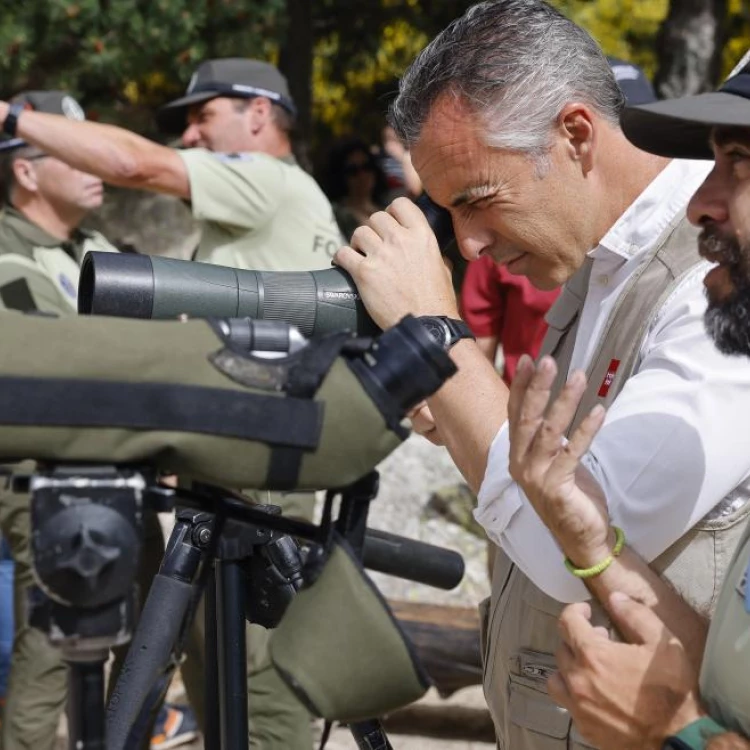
[246,97,272,135]
[557,103,596,174]
[12,158,38,193]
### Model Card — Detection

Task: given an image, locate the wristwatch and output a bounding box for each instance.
[417,315,475,351]
[2,102,26,138]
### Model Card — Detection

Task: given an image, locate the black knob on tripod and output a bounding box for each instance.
[57,523,121,589]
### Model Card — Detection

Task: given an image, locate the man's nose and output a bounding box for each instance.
[453,217,494,261]
[182,124,200,148]
[687,166,730,228]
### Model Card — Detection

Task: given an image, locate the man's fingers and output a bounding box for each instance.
[547,671,572,710]
[349,224,384,256]
[606,592,670,646]
[507,353,534,428]
[509,355,557,462]
[386,196,431,230]
[368,209,404,241]
[547,403,606,482]
[558,602,595,653]
[528,369,587,460]
[332,245,366,275]
[408,403,445,445]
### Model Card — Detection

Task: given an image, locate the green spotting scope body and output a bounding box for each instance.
[79,252,378,336]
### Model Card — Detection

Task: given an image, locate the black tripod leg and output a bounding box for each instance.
[68,657,107,750]
[216,560,249,750]
[349,719,395,750]
[204,568,220,750]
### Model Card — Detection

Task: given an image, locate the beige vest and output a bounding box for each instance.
[481,213,750,749]
[700,523,750,737]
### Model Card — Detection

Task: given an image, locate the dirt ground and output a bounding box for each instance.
[55,686,494,750]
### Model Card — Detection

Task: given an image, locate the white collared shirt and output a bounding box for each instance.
[475,159,750,603]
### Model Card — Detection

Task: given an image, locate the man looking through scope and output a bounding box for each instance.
[332,2,750,748]
[0,59,343,749]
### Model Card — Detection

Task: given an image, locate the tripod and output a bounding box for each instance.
[28,465,464,750]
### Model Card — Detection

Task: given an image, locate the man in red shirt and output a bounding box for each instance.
[461,254,560,383]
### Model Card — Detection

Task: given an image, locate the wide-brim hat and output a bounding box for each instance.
[0,91,86,152]
[622,55,750,160]
[157,58,297,134]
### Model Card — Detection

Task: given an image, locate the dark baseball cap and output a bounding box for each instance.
[607,57,657,107]
[157,58,297,134]
[0,91,86,152]
[621,53,750,160]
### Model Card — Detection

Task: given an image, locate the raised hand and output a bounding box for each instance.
[507,354,611,568]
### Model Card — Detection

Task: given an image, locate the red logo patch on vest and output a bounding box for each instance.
[598,359,621,398]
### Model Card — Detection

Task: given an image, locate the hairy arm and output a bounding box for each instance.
[708,735,750,749]
[0,103,190,198]
[426,340,509,492]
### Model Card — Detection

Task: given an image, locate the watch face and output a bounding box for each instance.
[420,317,449,348]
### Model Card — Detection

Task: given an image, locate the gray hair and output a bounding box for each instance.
[389,0,625,160]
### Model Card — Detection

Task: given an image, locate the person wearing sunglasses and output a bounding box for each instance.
[324,136,389,241]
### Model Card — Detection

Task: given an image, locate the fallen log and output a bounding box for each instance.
[382,703,495,742]
[390,600,483,697]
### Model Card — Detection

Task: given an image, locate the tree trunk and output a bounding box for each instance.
[654,0,728,97]
[390,600,483,697]
[279,0,314,169]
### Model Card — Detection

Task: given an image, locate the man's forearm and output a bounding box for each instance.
[707,733,750,749]
[585,547,708,669]
[428,339,509,493]
[0,105,189,198]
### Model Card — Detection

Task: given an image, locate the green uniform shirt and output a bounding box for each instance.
[0,207,117,315]
[179,149,344,272]
[700,521,750,737]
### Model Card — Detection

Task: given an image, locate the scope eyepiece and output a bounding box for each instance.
[348,315,457,421]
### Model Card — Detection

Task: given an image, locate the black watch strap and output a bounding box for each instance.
[2,103,25,138]
[418,315,475,350]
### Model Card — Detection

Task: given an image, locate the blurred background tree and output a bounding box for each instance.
[0,0,748,148]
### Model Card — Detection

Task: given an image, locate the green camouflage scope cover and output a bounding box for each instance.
[271,537,431,721]
[0,312,402,491]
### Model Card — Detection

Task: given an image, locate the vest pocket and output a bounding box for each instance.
[508,672,570,746]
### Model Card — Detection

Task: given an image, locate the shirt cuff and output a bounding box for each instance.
[474,421,522,540]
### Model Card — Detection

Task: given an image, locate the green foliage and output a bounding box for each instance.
[0,0,284,130]
[0,0,749,138]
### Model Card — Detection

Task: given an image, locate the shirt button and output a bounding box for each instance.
[598,274,610,285]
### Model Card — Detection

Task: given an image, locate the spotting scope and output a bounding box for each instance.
[79,252,377,337]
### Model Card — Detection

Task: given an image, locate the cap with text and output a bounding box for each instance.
[157,58,297,134]
[0,91,86,153]
[622,52,750,160]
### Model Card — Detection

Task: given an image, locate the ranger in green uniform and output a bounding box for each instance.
[0,91,119,750]
[0,60,342,750]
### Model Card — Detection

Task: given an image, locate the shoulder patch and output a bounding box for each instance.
[58,273,77,299]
